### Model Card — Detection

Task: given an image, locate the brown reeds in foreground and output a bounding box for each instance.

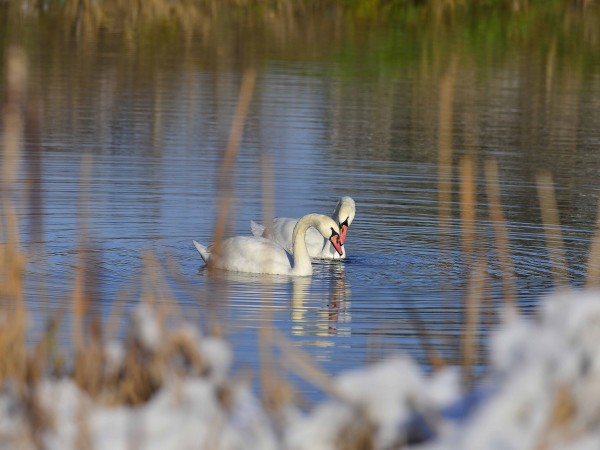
[460,258,486,388]
[258,151,287,411]
[209,68,256,268]
[0,44,243,446]
[458,154,483,388]
[0,46,28,390]
[65,153,213,409]
[0,45,48,448]
[3,26,600,450]
[585,199,600,287]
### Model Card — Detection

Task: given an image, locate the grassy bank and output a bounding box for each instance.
[2,0,599,70]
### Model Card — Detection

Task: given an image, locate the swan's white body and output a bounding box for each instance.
[193,213,342,276]
[251,197,356,259]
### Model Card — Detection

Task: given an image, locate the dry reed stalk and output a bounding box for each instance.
[209,68,256,269]
[34,306,66,376]
[260,152,275,251]
[437,60,457,249]
[435,60,459,368]
[458,149,484,385]
[74,399,93,450]
[336,416,376,450]
[65,0,99,39]
[459,155,476,264]
[275,329,381,448]
[484,158,517,312]
[534,384,575,450]
[0,46,28,388]
[25,94,52,326]
[105,285,131,341]
[545,39,557,98]
[258,149,284,409]
[463,70,480,155]
[0,45,54,447]
[461,258,486,388]
[2,47,26,189]
[406,307,446,371]
[72,156,92,355]
[0,46,27,311]
[272,329,343,400]
[142,250,182,324]
[71,156,108,400]
[164,256,219,337]
[25,98,43,241]
[585,199,600,287]
[535,171,569,288]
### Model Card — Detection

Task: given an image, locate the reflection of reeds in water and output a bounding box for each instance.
[484,158,517,311]
[536,171,569,288]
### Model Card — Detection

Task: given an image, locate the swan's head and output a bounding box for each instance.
[328,227,344,256]
[333,196,355,245]
[314,215,344,257]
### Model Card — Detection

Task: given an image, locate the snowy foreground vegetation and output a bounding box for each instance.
[3,291,600,449]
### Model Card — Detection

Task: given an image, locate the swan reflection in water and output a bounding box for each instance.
[290,261,351,342]
[199,261,351,349]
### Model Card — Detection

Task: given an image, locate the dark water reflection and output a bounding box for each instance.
[11,17,600,398]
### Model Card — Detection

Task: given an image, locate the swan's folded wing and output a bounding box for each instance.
[215,236,293,275]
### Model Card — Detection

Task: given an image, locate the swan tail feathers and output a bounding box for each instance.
[250,220,265,237]
[193,240,210,263]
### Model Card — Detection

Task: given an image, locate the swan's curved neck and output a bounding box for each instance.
[291,214,323,276]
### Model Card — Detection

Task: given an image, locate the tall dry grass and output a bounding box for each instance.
[585,199,600,286]
[210,69,256,269]
[0,46,258,446]
[0,46,28,393]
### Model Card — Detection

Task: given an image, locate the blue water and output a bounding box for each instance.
[17,35,600,400]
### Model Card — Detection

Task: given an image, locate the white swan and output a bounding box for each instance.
[193,213,343,276]
[250,196,356,259]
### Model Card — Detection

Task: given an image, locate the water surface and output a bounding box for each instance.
[11,16,600,399]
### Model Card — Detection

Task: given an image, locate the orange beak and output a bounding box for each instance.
[339,219,349,245]
[329,229,344,256]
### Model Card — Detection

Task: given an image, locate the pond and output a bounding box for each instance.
[9,6,600,400]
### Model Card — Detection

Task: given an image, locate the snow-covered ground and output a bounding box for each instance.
[3,290,600,449]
